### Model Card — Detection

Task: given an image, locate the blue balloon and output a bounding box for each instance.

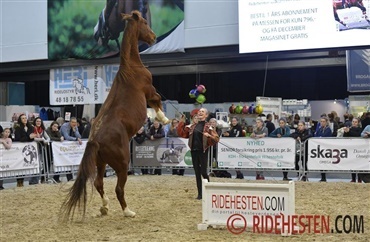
[189,89,199,98]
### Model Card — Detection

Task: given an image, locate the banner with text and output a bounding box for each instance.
[52,141,87,167]
[50,65,120,105]
[307,138,370,171]
[0,142,40,177]
[132,137,191,167]
[200,180,295,229]
[238,0,370,53]
[217,138,296,169]
[346,49,370,92]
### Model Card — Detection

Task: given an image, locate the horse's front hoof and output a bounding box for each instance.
[100,206,109,216]
[123,208,136,217]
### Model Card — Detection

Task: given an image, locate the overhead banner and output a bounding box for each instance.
[48,0,184,60]
[49,65,119,105]
[238,0,370,53]
[0,142,40,177]
[52,141,88,167]
[132,137,191,167]
[307,138,370,171]
[346,49,370,92]
[217,138,296,169]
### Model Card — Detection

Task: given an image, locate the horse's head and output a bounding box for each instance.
[121,10,156,46]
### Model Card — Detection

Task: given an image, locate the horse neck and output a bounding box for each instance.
[120,24,143,68]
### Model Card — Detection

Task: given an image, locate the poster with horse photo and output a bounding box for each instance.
[48,0,184,60]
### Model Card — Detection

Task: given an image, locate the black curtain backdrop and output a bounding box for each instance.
[24,66,368,107]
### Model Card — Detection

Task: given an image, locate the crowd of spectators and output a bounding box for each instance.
[1,110,370,189]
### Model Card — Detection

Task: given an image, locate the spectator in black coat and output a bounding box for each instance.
[264,114,275,135]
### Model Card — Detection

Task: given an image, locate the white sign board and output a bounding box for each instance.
[238,0,370,54]
[200,180,295,230]
[49,65,119,105]
[217,138,296,169]
[52,141,87,166]
[0,142,40,177]
[307,138,370,171]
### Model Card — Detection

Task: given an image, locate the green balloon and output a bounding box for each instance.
[196,94,206,104]
[184,151,193,165]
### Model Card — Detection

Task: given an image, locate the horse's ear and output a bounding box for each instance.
[131,10,141,21]
[121,13,130,21]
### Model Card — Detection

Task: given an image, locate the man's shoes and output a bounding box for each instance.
[358,178,362,183]
[319,179,327,182]
[0,186,4,190]
[283,178,292,181]
[301,176,308,182]
[196,196,202,200]
[350,179,356,182]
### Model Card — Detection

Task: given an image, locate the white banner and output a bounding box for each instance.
[0,142,40,177]
[199,180,295,229]
[238,0,370,54]
[49,66,111,105]
[217,138,296,169]
[307,138,370,171]
[52,141,87,166]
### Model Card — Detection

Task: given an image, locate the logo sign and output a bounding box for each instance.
[307,138,370,171]
[198,180,295,231]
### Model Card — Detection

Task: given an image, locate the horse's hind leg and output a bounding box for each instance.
[114,147,135,217]
[116,169,135,217]
[94,161,109,216]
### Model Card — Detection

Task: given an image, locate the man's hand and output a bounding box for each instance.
[77,138,82,145]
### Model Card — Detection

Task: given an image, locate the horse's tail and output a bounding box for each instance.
[60,141,99,222]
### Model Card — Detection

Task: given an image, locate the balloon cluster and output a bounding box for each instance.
[229,103,263,114]
[189,85,206,104]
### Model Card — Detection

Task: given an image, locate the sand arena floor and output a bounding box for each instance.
[0,175,369,241]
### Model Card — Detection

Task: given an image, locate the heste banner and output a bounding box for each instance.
[200,180,295,230]
[307,138,370,171]
[217,138,296,169]
[0,142,40,177]
[346,49,370,92]
[52,141,87,167]
[50,65,119,105]
[132,137,191,167]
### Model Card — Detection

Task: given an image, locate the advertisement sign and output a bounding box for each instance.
[48,0,184,60]
[307,138,370,171]
[239,0,370,54]
[0,142,40,177]
[217,138,296,169]
[132,137,191,167]
[52,141,88,167]
[199,180,295,230]
[346,49,370,92]
[49,65,120,105]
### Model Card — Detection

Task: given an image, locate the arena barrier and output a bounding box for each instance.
[0,141,41,180]
[1,137,369,182]
[306,137,370,173]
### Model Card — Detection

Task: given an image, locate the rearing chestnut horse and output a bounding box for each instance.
[61,10,170,221]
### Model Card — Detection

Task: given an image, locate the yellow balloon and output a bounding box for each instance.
[255,105,263,114]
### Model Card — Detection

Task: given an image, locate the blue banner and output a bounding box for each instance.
[346,49,370,92]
